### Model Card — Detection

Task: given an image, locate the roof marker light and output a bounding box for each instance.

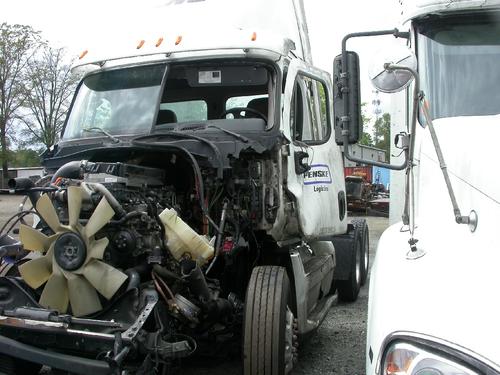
[175,35,182,45]
[137,40,145,49]
[79,50,88,60]
[156,37,164,47]
[251,32,257,41]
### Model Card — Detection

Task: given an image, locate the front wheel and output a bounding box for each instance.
[243,266,296,375]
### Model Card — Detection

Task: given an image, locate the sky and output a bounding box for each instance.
[0,0,404,117]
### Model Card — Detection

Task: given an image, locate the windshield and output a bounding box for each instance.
[345,180,362,197]
[63,64,165,140]
[417,13,500,119]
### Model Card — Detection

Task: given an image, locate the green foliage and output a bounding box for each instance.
[359,103,373,146]
[373,112,391,160]
[9,148,42,167]
[359,131,373,146]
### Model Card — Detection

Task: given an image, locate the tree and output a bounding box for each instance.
[373,112,391,160]
[359,102,373,147]
[9,147,42,167]
[21,46,77,150]
[0,23,40,186]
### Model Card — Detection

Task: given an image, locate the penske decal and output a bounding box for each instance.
[303,164,332,185]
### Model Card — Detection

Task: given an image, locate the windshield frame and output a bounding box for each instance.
[60,58,281,144]
[415,11,500,121]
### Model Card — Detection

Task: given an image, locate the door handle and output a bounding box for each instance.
[294,151,311,174]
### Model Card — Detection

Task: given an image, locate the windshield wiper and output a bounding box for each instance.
[82,127,121,144]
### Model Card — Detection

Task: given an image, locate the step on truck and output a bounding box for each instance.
[334,0,500,374]
[0,0,369,374]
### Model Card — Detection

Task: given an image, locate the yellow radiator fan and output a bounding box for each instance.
[18,186,128,317]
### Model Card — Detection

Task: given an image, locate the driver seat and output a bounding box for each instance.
[246,97,268,119]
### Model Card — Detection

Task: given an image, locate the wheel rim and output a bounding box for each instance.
[355,244,362,286]
[284,307,294,374]
[363,232,369,272]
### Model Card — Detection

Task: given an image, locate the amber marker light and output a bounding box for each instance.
[251,32,257,41]
[175,35,183,45]
[156,37,164,47]
[78,50,88,60]
[137,40,145,49]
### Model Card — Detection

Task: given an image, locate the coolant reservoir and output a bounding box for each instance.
[159,208,214,265]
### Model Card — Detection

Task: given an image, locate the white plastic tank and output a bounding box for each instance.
[159,208,214,265]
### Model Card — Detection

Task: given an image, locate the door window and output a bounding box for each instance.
[291,75,330,144]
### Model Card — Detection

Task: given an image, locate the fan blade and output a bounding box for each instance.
[83,260,127,300]
[87,237,109,262]
[19,224,54,252]
[67,186,83,228]
[39,271,69,313]
[36,194,61,233]
[18,256,52,289]
[84,197,115,238]
[67,275,102,317]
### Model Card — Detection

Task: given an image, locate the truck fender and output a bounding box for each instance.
[288,242,336,336]
[331,223,357,281]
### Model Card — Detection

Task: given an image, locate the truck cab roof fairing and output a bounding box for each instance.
[72,0,312,69]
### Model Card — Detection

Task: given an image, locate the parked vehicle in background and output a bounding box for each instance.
[335,0,500,374]
[345,175,372,213]
[0,0,370,374]
[344,166,373,183]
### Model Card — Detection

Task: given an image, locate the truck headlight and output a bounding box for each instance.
[382,342,479,375]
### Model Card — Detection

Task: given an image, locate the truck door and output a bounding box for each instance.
[283,60,347,238]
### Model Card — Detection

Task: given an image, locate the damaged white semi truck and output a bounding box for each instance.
[0,0,369,374]
[334,1,500,375]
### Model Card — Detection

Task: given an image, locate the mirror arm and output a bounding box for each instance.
[340,29,412,170]
[342,136,408,170]
[385,63,419,170]
[341,29,409,124]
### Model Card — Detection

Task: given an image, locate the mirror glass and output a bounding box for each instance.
[369,47,417,93]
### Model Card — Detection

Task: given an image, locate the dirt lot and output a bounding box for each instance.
[0,195,389,375]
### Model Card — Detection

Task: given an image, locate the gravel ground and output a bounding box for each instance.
[0,195,389,375]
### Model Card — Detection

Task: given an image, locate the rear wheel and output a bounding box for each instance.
[352,219,369,286]
[337,226,362,302]
[243,266,296,375]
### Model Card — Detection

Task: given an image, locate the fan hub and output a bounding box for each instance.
[54,232,87,271]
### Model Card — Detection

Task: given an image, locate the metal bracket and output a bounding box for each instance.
[121,292,158,342]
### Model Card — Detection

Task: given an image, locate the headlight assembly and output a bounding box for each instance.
[382,342,479,375]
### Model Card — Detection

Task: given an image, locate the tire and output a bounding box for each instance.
[0,354,42,375]
[243,266,295,375]
[352,219,369,286]
[337,226,362,302]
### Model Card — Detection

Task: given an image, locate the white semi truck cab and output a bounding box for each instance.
[0,1,371,374]
[335,1,500,374]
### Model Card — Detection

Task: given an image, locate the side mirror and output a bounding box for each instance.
[333,51,361,145]
[369,47,417,93]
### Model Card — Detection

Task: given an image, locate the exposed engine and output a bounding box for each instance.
[1,152,282,371]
